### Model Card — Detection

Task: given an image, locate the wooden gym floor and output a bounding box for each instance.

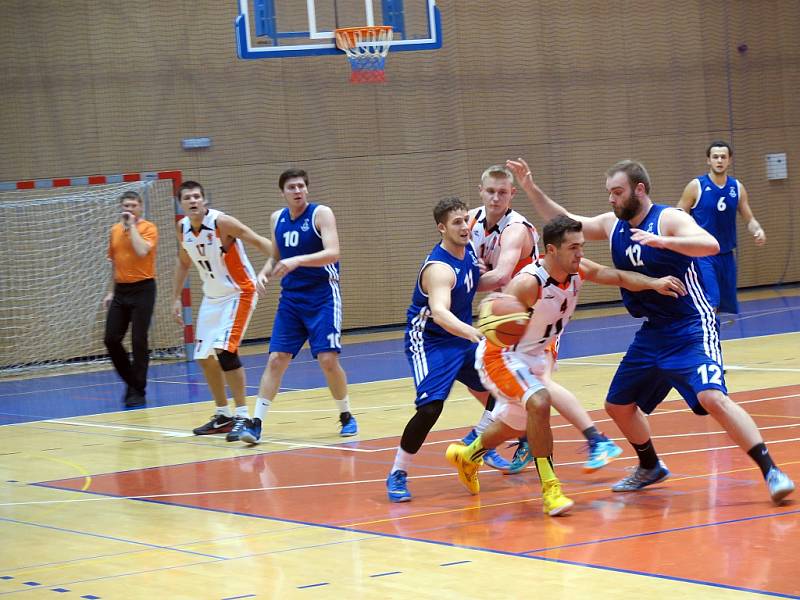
[1,288,798,599]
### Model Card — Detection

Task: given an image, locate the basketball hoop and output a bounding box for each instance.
[335,26,393,84]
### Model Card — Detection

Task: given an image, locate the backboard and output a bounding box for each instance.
[235,0,442,59]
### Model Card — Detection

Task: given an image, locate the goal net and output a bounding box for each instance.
[0,179,184,376]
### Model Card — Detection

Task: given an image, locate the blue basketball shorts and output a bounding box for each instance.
[606,317,727,416]
[269,284,342,358]
[405,335,485,407]
[696,251,738,314]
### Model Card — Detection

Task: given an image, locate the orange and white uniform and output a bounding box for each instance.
[475,260,583,430]
[180,208,258,359]
[469,207,540,279]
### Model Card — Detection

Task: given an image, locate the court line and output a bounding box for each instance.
[6,439,798,508]
[37,419,380,452]
[35,391,797,451]
[44,419,194,437]
[521,508,800,554]
[345,458,800,528]
[0,516,226,560]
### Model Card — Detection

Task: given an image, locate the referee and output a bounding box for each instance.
[103,190,159,407]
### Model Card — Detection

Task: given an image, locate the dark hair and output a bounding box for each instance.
[706,140,733,157]
[606,160,651,194]
[543,215,582,248]
[177,180,205,200]
[433,197,468,225]
[119,190,142,204]
[279,168,309,190]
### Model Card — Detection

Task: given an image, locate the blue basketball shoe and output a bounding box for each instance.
[483,449,511,472]
[340,415,358,437]
[386,470,411,502]
[506,440,533,475]
[239,418,262,445]
[461,428,478,445]
[583,438,623,472]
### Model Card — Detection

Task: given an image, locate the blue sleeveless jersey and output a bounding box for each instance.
[406,243,481,340]
[690,174,740,253]
[274,203,340,292]
[610,204,715,325]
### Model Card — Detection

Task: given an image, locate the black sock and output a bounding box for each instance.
[339,411,352,424]
[632,439,659,470]
[747,443,776,478]
[485,394,496,412]
[582,426,606,443]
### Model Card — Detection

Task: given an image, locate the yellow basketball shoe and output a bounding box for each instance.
[541,478,574,516]
[446,443,483,495]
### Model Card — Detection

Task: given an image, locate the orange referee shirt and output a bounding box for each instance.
[108,220,159,283]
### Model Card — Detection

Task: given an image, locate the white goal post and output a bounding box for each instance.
[0,171,187,376]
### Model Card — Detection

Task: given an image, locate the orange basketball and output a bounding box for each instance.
[478,296,530,348]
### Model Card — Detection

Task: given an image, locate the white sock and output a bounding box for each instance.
[392,448,414,474]
[335,395,351,414]
[216,405,232,418]
[475,409,494,435]
[234,405,249,418]
[254,397,272,421]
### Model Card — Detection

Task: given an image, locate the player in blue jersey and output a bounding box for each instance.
[238,168,356,444]
[386,197,500,502]
[677,141,766,314]
[507,157,794,505]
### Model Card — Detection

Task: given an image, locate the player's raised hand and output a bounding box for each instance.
[506,158,533,187]
[652,276,687,298]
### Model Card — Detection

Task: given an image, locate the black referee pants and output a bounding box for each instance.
[104,278,156,395]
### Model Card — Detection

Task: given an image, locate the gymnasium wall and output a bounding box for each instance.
[2,1,798,342]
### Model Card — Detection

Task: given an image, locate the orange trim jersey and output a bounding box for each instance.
[512,260,583,357]
[468,207,540,276]
[179,208,257,299]
[476,260,583,416]
[108,220,158,283]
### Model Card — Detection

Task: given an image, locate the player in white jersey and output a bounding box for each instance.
[446,215,686,516]
[172,181,274,440]
[461,165,541,471]
[467,165,625,475]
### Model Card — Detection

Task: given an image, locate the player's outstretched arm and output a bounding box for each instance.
[580,257,687,297]
[217,214,274,256]
[737,183,766,246]
[506,157,614,241]
[631,208,719,257]
[424,263,483,342]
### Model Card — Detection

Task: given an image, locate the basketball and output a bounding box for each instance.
[478,295,530,348]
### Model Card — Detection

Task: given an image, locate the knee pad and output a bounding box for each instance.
[217,350,242,371]
[485,394,497,412]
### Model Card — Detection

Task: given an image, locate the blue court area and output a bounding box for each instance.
[1,292,798,426]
